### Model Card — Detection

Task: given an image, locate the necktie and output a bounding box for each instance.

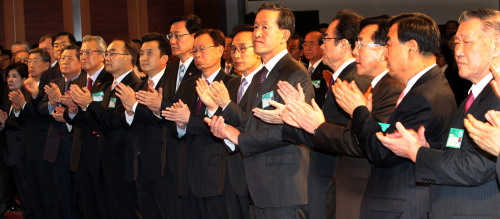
[256,66,269,94]
[237,78,248,104]
[327,76,336,98]
[364,84,372,99]
[464,91,474,114]
[308,66,315,75]
[64,81,70,93]
[396,91,405,107]
[87,77,93,91]
[196,80,210,114]
[177,64,186,91]
[111,80,118,90]
[148,79,154,88]
[225,64,231,74]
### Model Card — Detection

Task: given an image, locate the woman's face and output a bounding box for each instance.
[7,69,25,91]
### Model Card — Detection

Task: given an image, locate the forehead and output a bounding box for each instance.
[326,20,339,36]
[108,41,125,51]
[456,18,484,37]
[194,33,213,45]
[289,39,300,46]
[305,32,321,41]
[82,40,99,49]
[255,10,279,26]
[61,49,77,56]
[359,24,379,41]
[39,38,52,46]
[15,52,29,58]
[29,53,42,59]
[233,32,253,45]
[170,21,188,32]
[141,40,159,50]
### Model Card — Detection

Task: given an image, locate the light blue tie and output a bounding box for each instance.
[176,64,186,91]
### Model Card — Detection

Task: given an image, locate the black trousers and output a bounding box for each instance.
[104,180,141,219]
[74,155,109,219]
[136,160,173,219]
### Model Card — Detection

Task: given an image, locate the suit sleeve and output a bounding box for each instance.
[86,101,129,130]
[222,101,247,128]
[238,70,314,157]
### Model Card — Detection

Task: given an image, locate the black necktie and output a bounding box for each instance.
[256,66,269,94]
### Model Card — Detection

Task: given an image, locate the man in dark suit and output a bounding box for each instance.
[302,30,331,108]
[379,9,500,218]
[39,45,83,219]
[162,28,234,219]
[206,4,314,218]
[39,32,77,90]
[64,35,112,219]
[282,15,404,219]
[71,39,143,219]
[120,32,173,219]
[155,15,202,219]
[332,13,456,218]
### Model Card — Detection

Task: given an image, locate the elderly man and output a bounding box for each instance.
[379,9,500,218]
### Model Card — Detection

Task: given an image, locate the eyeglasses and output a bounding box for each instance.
[27,59,41,65]
[321,37,341,43]
[302,42,320,47]
[354,41,382,50]
[190,46,216,54]
[80,50,102,57]
[167,33,189,40]
[60,56,77,62]
[230,45,253,54]
[104,52,129,57]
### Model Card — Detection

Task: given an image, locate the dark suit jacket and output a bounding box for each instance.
[39,62,62,90]
[86,72,143,184]
[351,66,456,218]
[0,88,26,166]
[38,73,86,163]
[415,82,500,218]
[309,61,331,108]
[161,60,201,177]
[175,70,234,197]
[64,70,113,172]
[235,53,314,208]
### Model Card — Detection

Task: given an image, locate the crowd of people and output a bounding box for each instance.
[0,3,499,219]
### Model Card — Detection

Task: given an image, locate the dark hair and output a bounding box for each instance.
[232,24,254,36]
[170,14,202,34]
[390,13,441,56]
[39,34,53,44]
[131,39,141,44]
[459,9,500,35]
[29,48,51,63]
[307,30,324,45]
[333,10,364,50]
[112,39,138,66]
[61,44,81,61]
[360,15,392,46]
[5,62,29,79]
[2,50,12,59]
[194,29,225,47]
[318,23,329,30]
[141,32,171,57]
[289,33,304,50]
[445,20,459,28]
[53,32,77,46]
[257,3,295,36]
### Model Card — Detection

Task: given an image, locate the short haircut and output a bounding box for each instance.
[170,14,202,34]
[82,35,107,53]
[333,10,364,50]
[307,30,324,45]
[5,62,29,79]
[390,13,441,56]
[61,44,81,61]
[11,41,30,52]
[194,29,225,47]
[445,20,459,28]
[29,48,52,63]
[53,32,77,46]
[2,50,12,59]
[111,39,138,66]
[359,15,392,46]
[289,33,304,50]
[232,24,254,36]
[258,3,296,36]
[459,9,500,35]
[39,34,53,44]
[131,39,141,44]
[141,32,171,57]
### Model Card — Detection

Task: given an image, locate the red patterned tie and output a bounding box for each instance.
[464,91,474,114]
[87,77,93,91]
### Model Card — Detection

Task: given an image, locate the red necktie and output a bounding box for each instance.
[464,91,474,114]
[396,91,404,107]
[87,77,93,91]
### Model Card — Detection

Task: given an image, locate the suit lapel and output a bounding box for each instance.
[252,54,291,108]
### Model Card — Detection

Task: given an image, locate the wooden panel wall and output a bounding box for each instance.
[24,0,64,45]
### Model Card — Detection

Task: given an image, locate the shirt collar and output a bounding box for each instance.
[148,68,166,88]
[309,58,323,70]
[402,64,437,97]
[180,56,194,69]
[332,59,356,81]
[88,66,104,82]
[262,49,288,73]
[201,68,221,84]
[114,70,133,84]
[242,64,262,84]
[371,70,389,88]
[51,60,57,67]
[469,73,493,98]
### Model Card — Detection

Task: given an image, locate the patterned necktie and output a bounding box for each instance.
[464,91,474,114]
[364,84,372,99]
[148,79,154,88]
[87,77,93,91]
[177,64,186,91]
[256,66,269,94]
[225,64,231,74]
[196,80,210,114]
[237,78,248,104]
[308,66,315,75]
[111,80,118,90]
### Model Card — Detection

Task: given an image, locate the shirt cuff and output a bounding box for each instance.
[177,125,187,138]
[48,104,56,115]
[68,110,77,120]
[222,100,231,111]
[207,107,218,118]
[224,139,235,151]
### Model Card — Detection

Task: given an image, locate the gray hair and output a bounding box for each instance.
[82,35,107,53]
[11,41,30,52]
[459,9,500,35]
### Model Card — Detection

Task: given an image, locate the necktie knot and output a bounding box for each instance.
[112,80,118,90]
[308,66,315,75]
[148,79,154,88]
